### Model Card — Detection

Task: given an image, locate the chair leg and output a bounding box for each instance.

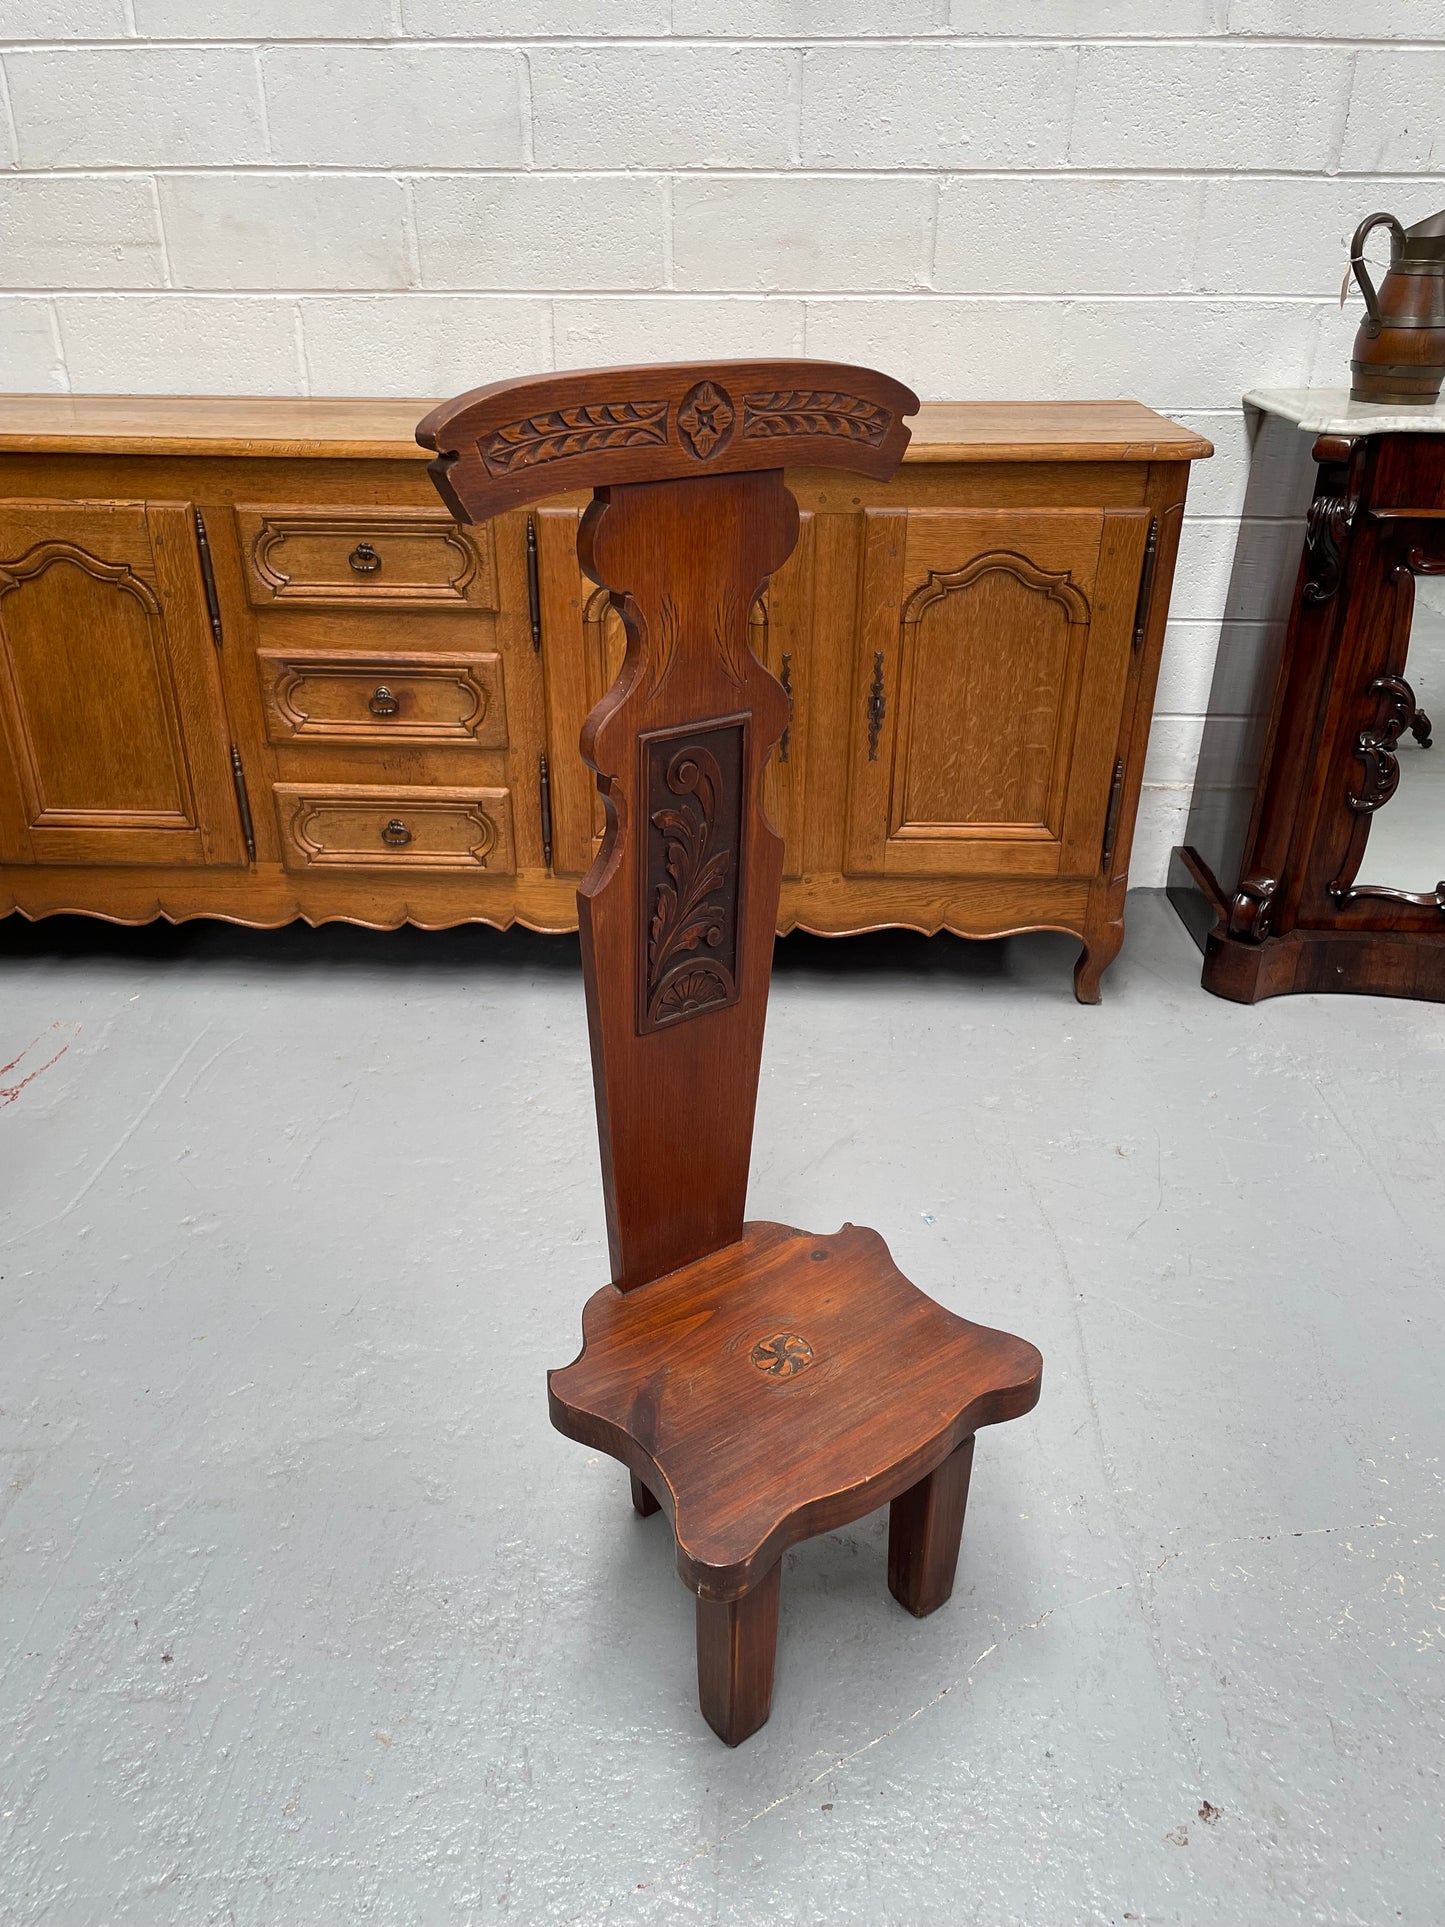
[888,1434,975,1618]
[695,1561,782,1746]
[629,1470,660,1517]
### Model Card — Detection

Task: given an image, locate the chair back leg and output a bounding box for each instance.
[887,1434,976,1618]
[629,1470,661,1517]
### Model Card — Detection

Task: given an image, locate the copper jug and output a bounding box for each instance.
[1348,208,1445,404]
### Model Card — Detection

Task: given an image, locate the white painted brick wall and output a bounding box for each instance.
[531,47,796,168]
[1,8,1441,883]
[412,175,667,290]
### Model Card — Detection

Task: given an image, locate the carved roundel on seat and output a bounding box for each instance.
[677,381,736,462]
[750,1332,814,1378]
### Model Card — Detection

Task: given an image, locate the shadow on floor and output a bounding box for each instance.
[773,922,1082,986]
[0,909,1087,988]
[0,912,583,977]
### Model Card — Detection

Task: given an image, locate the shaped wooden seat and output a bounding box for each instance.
[551,1220,1040,1740]
[418,359,1043,1744]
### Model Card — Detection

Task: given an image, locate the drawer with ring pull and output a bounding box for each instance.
[273,784,515,873]
[257,649,507,748]
[235,505,496,609]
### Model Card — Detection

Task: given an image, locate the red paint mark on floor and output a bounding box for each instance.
[1,1022,79,1107]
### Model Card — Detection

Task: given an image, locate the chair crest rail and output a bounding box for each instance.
[416,359,919,523]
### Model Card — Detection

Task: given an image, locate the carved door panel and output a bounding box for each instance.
[0,502,244,867]
[535,507,810,878]
[844,508,1150,879]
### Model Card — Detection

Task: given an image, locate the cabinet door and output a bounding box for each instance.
[844,507,1150,879]
[534,508,809,878]
[0,502,244,867]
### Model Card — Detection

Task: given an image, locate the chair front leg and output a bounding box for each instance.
[887,1434,975,1618]
[695,1561,782,1746]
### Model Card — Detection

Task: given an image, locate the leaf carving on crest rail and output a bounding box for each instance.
[479,399,668,475]
[741,389,890,448]
[642,730,742,1033]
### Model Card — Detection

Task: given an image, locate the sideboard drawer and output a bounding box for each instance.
[258,648,506,747]
[274,783,515,872]
[236,506,496,609]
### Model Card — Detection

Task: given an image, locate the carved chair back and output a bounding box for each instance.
[418,361,918,1291]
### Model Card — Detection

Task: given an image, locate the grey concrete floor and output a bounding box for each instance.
[1,892,1440,1927]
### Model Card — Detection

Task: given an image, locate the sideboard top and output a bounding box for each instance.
[0,395,1211,465]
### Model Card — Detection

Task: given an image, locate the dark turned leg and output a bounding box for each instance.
[629,1471,660,1517]
[888,1435,975,1618]
[695,1561,782,1747]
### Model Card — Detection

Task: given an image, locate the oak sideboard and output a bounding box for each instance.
[0,395,1209,1000]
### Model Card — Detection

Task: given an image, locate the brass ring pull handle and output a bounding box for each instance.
[368,685,399,716]
[349,540,381,573]
[1349,212,1406,337]
[381,817,412,846]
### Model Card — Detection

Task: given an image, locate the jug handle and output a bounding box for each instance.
[1350,212,1406,336]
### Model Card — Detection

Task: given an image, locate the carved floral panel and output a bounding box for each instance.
[638,719,745,1034]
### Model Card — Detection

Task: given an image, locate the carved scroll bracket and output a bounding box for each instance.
[1330,878,1445,911]
[1228,873,1279,942]
[1347,673,1424,814]
[1303,437,1367,604]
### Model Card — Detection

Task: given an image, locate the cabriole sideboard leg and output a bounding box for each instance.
[1073,913,1126,1005]
[887,1434,976,1618]
[695,1562,783,1747]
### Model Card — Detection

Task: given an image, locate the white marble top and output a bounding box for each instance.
[1245,386,1445,434]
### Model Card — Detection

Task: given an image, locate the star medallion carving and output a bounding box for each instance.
[677,380,735,461]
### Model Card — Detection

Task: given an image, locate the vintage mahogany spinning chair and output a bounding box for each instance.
[418,360,1043,1745]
